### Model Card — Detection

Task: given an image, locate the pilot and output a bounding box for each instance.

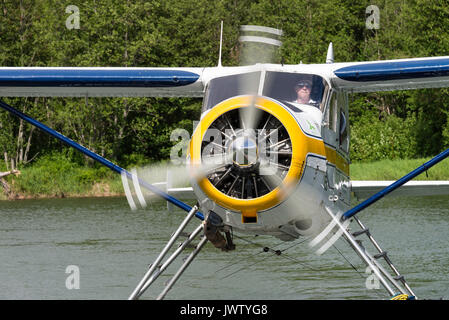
[294,80,318,106]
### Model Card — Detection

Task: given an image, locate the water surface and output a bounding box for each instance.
[0,195,448,300]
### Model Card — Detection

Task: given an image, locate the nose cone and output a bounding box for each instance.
[231,135,258,167]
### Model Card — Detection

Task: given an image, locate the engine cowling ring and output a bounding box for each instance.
[189,95,307,222]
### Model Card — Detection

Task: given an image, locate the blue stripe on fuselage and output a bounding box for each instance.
[334,58,449,82]
[0,69,200,87]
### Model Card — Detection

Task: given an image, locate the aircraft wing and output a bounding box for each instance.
[351,180,449,200]
[0,67,206,97]
[165,181,449,201]
[149,180,449,205]
[331,56,449,92]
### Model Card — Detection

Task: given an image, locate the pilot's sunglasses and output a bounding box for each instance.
[297,83,311,89]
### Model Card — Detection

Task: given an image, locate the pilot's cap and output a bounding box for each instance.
[295,80,312,91]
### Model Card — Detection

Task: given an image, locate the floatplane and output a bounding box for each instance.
[1,24,449,300]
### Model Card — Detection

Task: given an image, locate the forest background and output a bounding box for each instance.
[1,0,449,198]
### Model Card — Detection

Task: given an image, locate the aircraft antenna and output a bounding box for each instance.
[218,20,223,67]
[326,42,334,64]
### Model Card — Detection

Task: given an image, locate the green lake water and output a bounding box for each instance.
[0,195,448,300]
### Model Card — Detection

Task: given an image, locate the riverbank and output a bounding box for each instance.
[1,156,449,200]
[350,157,449,180]
[0,176,124,201]
[0,154,125,200]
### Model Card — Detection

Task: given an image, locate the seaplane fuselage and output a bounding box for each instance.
[189,64,350,241]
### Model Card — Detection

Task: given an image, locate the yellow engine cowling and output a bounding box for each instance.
[189,95,316,224]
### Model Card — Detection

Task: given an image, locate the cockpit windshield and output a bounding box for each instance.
[262,72,327,110]
[203,71,328,113]
[202,72,261,112]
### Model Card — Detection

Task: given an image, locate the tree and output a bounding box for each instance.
[1,0,449,168]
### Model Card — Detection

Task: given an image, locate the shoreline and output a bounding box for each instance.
[2,191,125,201]
[0,188,125,201]
[2,156,449,201]
[0,177,125,201]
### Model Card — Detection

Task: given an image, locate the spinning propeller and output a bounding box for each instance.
[123,25,297,218]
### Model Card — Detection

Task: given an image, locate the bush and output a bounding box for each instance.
[350,114,418,162]
[9,152,121,197]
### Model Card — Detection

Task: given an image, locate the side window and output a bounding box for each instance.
[201,83,210,113]
[338,93,349,153]
[325,91,338,133]
[319,85,329,113]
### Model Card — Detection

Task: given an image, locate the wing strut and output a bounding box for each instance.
[0,99,204,221]
[343,147,449,220]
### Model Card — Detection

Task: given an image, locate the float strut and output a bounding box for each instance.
[128,205,199,300]
[135,223,204,299]
[156,235,208,300]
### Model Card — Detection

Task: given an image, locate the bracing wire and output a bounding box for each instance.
[216,234,319,280]
[330,237,386,299]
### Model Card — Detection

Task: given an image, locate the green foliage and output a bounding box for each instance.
[350,157,449,181]
[10,152,120,197]
[442,111,449,149]
[1,0,449,192]
[350,113,419,162]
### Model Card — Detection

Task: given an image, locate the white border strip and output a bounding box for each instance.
[240,25,283,36]
[238,36,282,47]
